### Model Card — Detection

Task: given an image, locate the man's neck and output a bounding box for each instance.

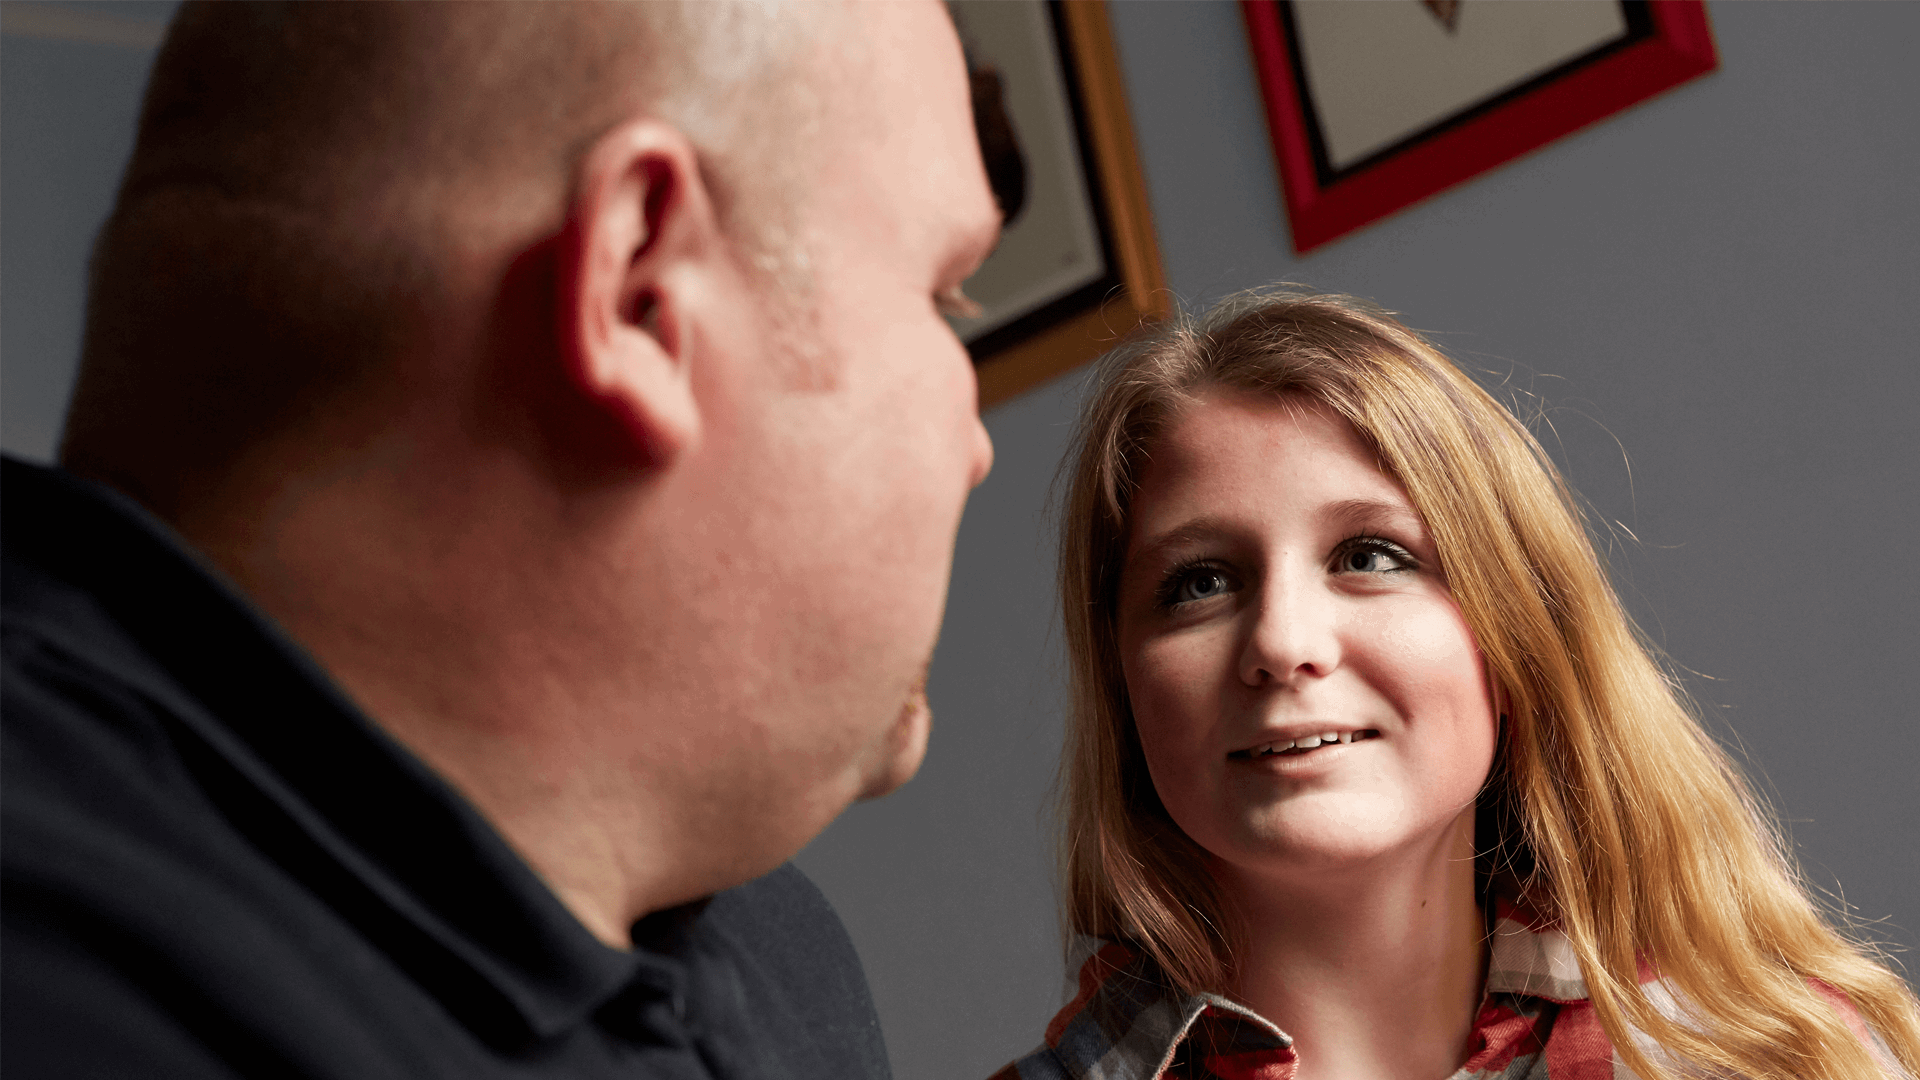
[1221,813,1486,1080]
[156,440,738,947]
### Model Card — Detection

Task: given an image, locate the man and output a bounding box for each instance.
[2,2,998,1076]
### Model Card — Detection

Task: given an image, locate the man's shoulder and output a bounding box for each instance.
[3,460,207,885]
[3,457,230,864]
[2,456,203,713]
[0,459,477,1079]
[690,864,894,1080]
[1,506,378,1076]
[705,862,853,955]
[2,604,356,1077]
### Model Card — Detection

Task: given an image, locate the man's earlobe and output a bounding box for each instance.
[557,119,717,470]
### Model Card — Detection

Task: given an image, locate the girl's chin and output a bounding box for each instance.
[1218,836,1412,877]
[1194,806,1476,879]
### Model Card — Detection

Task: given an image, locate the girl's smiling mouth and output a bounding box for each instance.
[1227,729,1382,759]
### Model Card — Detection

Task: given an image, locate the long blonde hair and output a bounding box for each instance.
[1058,290,1920,1080]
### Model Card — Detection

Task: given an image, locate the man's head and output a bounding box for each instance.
[66,1,837,488]
[62,0,999,939]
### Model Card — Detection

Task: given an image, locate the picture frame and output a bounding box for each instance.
[1241,0,1718,253]
[948,0,1169,410]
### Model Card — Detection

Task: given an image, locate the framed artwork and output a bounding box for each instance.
[948,0,1168,410]
[1241,0,1718,253]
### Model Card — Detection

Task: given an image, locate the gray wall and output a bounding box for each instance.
[1,1,172,459]
[4,4,1915,1080]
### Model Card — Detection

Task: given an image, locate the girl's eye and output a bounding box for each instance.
[1332,538,1417,575]
[1160,564,1238,607]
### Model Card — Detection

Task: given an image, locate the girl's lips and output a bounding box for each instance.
[1227,729,1382,759]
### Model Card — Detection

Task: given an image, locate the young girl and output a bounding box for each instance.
[996,292,1919,1080]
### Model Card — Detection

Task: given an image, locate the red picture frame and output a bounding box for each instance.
[1241,0,1717,253]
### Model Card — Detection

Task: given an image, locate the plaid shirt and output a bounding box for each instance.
[990,897,1900,1080]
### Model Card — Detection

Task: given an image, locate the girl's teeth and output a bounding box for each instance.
[1248,731,1377,756]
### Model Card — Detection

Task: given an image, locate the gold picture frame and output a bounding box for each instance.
[950,1,1169,411]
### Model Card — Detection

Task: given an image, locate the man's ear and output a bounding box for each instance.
[556,119,715,469]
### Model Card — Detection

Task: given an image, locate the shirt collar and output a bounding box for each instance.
[1036,894,1586,1080]
[3,457,651,1042]
[1483,893,1591,1003]
[1041,938,1292,1080]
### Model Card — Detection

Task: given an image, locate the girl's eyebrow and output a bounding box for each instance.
[1130,499,1425,566]
[1126,515,1238,567]
[1320,497,1425,536]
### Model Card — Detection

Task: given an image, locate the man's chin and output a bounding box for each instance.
[856,683,932,801]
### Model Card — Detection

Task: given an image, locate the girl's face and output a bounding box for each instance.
[1115,390,1497,881]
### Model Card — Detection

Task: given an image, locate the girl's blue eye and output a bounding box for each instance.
[1158,563,1238,608]
[1175,569,1232,603]
[1333,539,1416,574]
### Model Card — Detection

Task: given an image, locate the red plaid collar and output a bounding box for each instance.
[996,896,1579,1080]
[993,896,1897,1080]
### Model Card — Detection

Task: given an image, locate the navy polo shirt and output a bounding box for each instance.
[1,457,892,1079]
